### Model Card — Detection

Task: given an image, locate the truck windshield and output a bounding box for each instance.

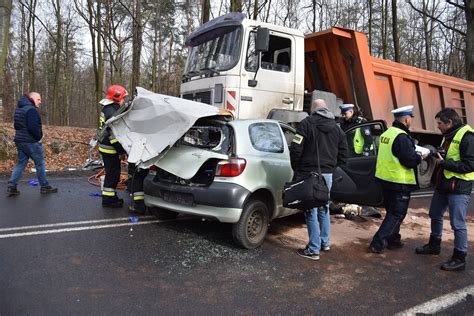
[185,27,242,75]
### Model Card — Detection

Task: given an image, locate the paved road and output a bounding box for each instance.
[0,174,473,315]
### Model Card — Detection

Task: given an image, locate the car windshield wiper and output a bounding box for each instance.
[200,67,220,76]
[182,70,201,80]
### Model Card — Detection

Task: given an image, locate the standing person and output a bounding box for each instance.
[6,92,58,196]
[339,103,372,156]
[369,105,424,253]
[290,99,348,260]
[127,163,149,215]
[339,104,366,132]
[98,85,128,208]
[415,108,473,271]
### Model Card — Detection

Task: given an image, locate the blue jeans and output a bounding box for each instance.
[305,173,332,254]
[429,190,471,252]
[371,190,410,250]
[8,142,49,187]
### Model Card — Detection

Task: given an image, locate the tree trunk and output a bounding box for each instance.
[0,0,12,123]
[465,0,474,80]
[201,0,210,23]
[392,0,400,62]
[131,0,142,93]
[230,0,242,12]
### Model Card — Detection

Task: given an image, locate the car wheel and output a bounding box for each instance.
[148,207,179,220]
[417,145,436,189]
[232,199,270,249]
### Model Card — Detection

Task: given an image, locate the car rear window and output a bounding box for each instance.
[249,122,284,153]
[177,125,231,154]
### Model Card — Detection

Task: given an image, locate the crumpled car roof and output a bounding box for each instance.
[107,87,223,169]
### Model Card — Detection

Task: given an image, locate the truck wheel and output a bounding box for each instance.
[148,207,179,220]
[232,199,270,249]
[417,145,436,189]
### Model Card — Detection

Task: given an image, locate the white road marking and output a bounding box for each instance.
[0,216,156,232]
[0,219,164,239]
[395,285,474,315]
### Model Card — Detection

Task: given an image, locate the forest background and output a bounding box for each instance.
[0,0,472,129]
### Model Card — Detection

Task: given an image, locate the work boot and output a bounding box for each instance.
[7,185,20,197]
[415,236,441,255]
[441,249,466,272]
[387,241,404,250]
[40,185,58,194]
[128,201,147,215]
[102,196,124,208]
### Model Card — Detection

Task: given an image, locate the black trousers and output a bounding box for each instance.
[127,163,149,197]
[371,189,411,250]
[101,152,121,196]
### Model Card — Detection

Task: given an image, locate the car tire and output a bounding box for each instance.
[417,145,436,189]
[232,199,270,249]
[148,207,179,220]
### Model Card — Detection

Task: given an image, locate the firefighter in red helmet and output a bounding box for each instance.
[97,85,128,208]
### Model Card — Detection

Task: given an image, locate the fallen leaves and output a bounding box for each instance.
[0,123,99,172]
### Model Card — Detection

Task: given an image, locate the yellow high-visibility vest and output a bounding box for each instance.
[375,127,416,185]
[443,125,474,181]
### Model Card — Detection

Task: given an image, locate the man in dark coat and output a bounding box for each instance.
[415,108,473,271]
[7,92,58,196]
[290,99,348,261]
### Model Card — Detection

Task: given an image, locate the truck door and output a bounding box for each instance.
[239,30,296,119]
[330,120,387,206]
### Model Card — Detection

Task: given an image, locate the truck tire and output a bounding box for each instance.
[232,199,270,249]
[417,145,436,189]
[148,207,179,220]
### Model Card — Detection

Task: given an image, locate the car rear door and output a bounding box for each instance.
[330,120,387,206]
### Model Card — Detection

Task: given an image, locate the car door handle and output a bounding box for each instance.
[282,97,293,104]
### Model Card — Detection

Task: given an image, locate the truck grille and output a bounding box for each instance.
[182,91,212,105]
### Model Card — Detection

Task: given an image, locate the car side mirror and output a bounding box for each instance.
[248,79,258,87]
[256,28,269,53]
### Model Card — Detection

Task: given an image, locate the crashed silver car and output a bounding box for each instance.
[109,88,387,249]
[144,116,299,249]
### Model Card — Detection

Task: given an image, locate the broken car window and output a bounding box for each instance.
[249,122,284,153]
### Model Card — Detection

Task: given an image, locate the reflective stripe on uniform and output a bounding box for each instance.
[99,143,117,154]
[354,128,364,154]
[443,125,474,181]
[375,127,416,185]
[132,192,145,201]
[102,187,116,197]
[109,138,119,144]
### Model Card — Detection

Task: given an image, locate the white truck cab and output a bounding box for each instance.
[181,12,305,119]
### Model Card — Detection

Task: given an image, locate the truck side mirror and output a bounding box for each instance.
[256,28,269,52]
[248,79,258,87]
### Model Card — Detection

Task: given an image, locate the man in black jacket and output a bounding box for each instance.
[7,92,58,196]
[290,99,348,261]
[415,108,473,271]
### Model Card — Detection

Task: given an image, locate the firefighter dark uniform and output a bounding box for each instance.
[416,108,474,271]
[98,85,128,208]
[369,105,422,253]
[127,162,149,215]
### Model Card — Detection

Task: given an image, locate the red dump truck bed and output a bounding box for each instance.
[304,27,474,139]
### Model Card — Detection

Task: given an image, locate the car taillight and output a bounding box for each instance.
[215,158,246,177]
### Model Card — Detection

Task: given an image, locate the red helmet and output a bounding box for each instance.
[106,85,128,104]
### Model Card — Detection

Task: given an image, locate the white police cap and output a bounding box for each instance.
[340,104,354,112]
[391,105,414,117]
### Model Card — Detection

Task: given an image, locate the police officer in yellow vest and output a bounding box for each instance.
[339,104,369,156]
[369,105,424,253]
[416,108,474,271]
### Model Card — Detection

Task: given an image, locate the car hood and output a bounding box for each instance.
[107,87,228,169]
